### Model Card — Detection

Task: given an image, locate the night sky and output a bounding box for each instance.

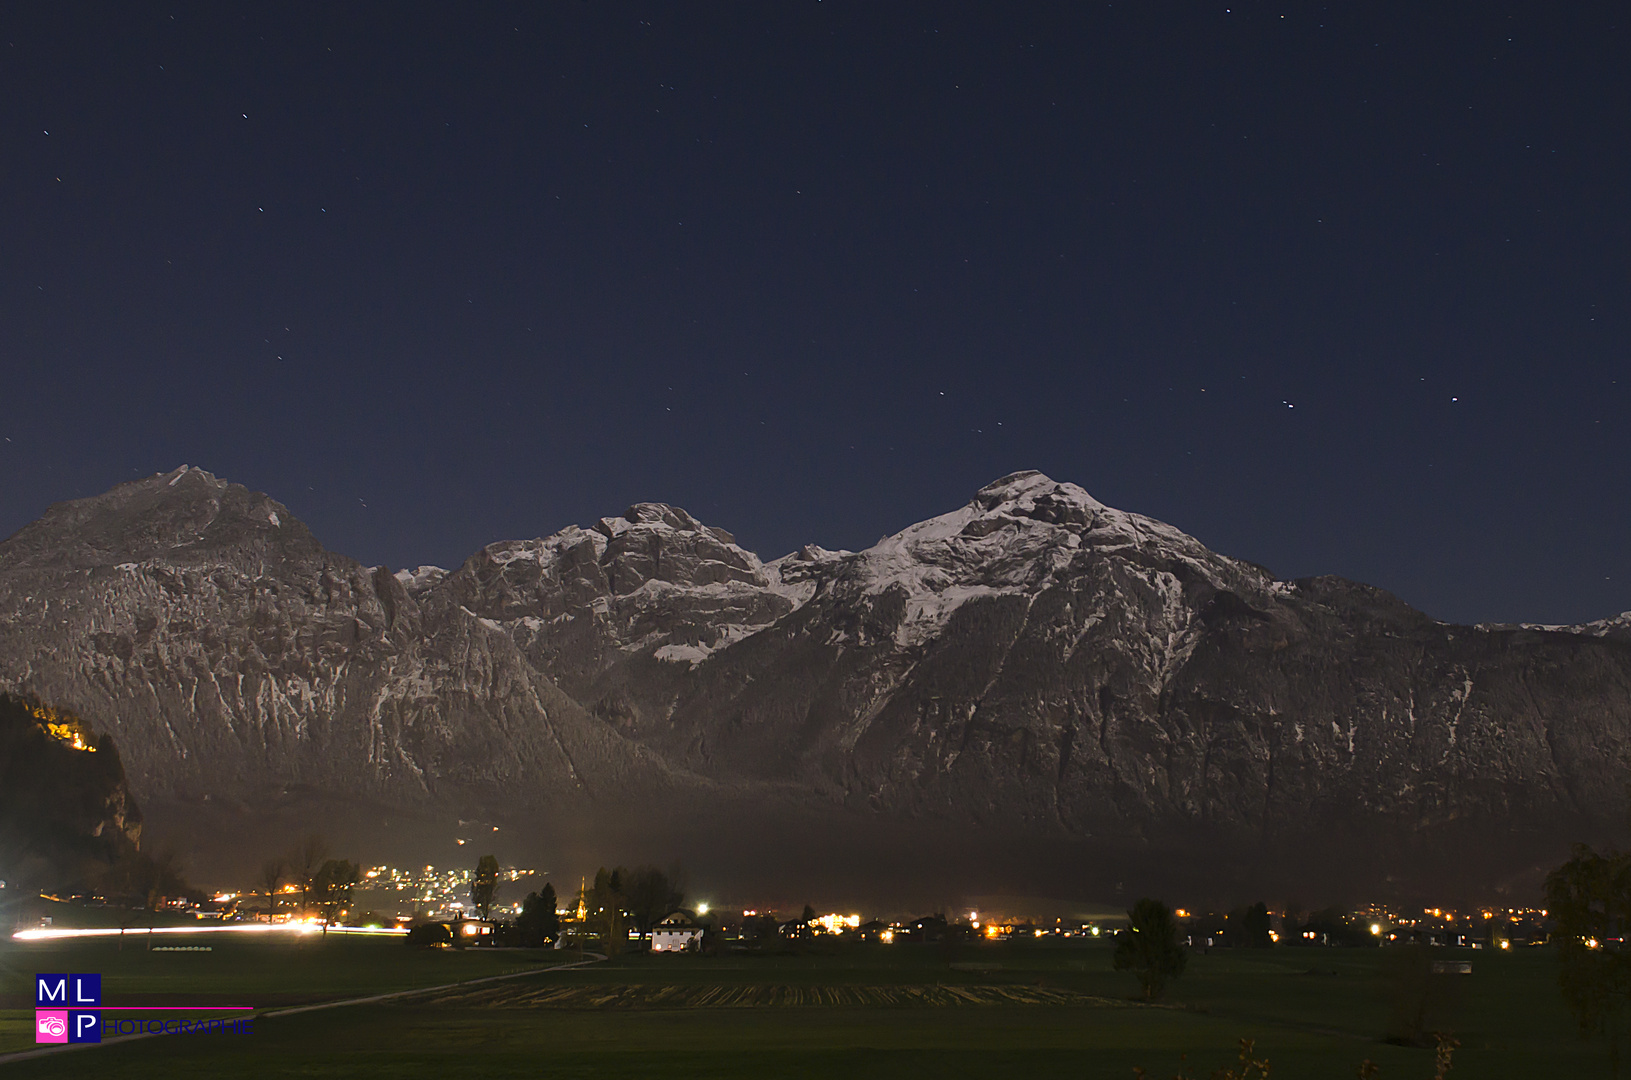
[1,3,1625,626]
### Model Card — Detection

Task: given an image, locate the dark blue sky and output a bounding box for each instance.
[1,3,1625,625]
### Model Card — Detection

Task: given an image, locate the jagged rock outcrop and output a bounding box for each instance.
[3,466,1629,899]
[420,502,808,736]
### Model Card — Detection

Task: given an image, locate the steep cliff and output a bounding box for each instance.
[0,467,682,824]
[4,466,1628,900]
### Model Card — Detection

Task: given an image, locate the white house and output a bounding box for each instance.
[650,910,704,953]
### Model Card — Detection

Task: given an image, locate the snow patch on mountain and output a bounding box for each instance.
[1519,611,1631,637]
[818,470,1249,645]
[394,565,448,592]
[379,473,1268,671]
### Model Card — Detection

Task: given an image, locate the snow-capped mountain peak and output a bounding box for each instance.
[815,471,1253,644]
[7,465,1631,902]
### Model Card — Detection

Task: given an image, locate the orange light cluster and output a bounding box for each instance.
[29,703,97,752]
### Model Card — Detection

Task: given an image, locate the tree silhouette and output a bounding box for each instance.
[311,859,358,929]
[470,854,501,919]
[260,858,285,921]
[518,883,560,945]
[1548,843,1631,1075]
[290,834,327,918]
[1113,898,1188,1001]
[625,866,685,941]
[1232,901,1273,948]
[587,867,628,954]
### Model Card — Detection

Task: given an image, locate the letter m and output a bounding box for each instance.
[35,974,68,1006]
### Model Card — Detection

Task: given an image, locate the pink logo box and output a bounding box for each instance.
[35,1010,69,1044]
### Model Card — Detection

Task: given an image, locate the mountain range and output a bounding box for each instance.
[3,465,1628,906]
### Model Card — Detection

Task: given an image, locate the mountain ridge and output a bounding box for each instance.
[3,465,1628,902]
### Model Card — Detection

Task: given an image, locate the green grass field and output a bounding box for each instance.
[0,932,1611,1078]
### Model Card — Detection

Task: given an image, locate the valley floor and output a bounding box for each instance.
[0,933,1606,1078]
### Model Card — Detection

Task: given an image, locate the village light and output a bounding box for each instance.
[1370,924,1382,936]
[697,903,709,915]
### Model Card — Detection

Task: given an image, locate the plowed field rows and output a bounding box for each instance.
[410,982,1131,1009]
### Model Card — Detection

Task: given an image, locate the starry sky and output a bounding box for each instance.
[1,3,1626,625]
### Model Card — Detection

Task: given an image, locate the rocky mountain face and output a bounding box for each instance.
[0,467,679,829]
[3,466,1629,900]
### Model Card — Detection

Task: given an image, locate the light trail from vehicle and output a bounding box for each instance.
[12,923,407,941]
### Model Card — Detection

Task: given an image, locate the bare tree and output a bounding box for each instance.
[290,834,327,918]
[470,855,500,920]
[625,866,685,941]
[313,859,359,930]
[259,858,285,921]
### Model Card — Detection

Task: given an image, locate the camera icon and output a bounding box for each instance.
[35,1010,68,1043]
